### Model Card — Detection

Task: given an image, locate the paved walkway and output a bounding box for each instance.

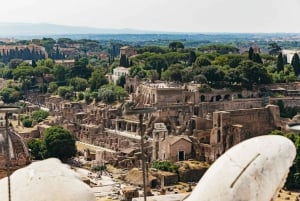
[76,141,116,153]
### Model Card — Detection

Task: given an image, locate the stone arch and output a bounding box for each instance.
[216,95,222,101]
[224,94,230,101]
[151,179,159,188]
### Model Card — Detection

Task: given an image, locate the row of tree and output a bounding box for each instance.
[0,47,45,63]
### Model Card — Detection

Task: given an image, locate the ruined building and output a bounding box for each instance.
[40,80,293,167]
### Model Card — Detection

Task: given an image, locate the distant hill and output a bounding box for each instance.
[0,23,300,43]
[0,23,162,37]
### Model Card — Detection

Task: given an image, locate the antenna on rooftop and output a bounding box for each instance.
[122,102,156,201]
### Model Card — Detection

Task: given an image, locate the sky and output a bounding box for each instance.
[1,0,300,33]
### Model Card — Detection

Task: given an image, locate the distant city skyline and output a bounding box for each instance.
[0,0,300,33]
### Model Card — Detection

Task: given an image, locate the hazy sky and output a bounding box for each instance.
[1,0,300,33]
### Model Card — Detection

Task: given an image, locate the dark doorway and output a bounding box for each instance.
[178,151,185,161]
[151,179,158,188]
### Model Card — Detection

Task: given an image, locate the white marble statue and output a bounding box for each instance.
[0,158,96,201]
[185,135,296,201]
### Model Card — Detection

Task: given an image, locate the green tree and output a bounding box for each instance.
[181,67,194,83]
[22,118,33,127]
[228,54,243,68]
[291,53,300,76]
[198,83,212,93]
[32,110,49,122]
[277,53,284,72]
[69,77,88,91]
[120,54,129,67]
[194,74,207,84]
[152,160,178,173]
[164,64,184,82]
[89,70,108,91]
[116,75,126,88]
[48,82,58,93]
[194,56,211,67]
[113,85,128,100]
[0,68,13,79]
[225,68,242,86]
[27,138,43,160]
[198,44,239,54]
[57,86,74,100]
[0,87,21,103]
[147,70,160,82]
[98,84,128,103]
[12,65,34,97]
[169,41,184,51]
[34,65,51,93]
[70,57,91,79]
[145,54,167,78]
[8,59,23,69]
[40,38,56,53]
[212,55,229,66]
[12,65,34,79]
[248,47,254,60]
[43,126,76,161]
[53,64,69,84]
[98,88,115,103]
[268,42,281,55]
[78,92,84,101]
[238,61,271,89]
[200,65,225,87]
[252,53,263,64]
[188,51,197,66]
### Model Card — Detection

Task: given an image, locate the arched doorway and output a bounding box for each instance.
[216,95,222,101]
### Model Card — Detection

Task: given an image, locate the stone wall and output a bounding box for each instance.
[178,168,208,182]
[196,99,264,117]
[208,105,280,162]
[270,97,300,108]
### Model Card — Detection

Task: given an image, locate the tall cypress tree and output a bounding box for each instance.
[252,53,263,64]
[120,54,128,67]
[188,51,197,66]
[248,47,254,60]
[276,53,284,72]
[291,53,300,76]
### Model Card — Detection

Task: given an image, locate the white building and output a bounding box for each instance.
[282,49,300,63]
[112,67,130,84]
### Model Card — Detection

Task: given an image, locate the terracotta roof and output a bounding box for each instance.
[164,135,192,145]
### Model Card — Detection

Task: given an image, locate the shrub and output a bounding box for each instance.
[198,84,212,93]
[32,110,49,122]
[152,160,178,173]
[92,165,107,172]
[22,118,33,127]
[78,92,84,101]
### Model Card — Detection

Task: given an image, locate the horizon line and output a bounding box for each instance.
[0,22,299,35]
